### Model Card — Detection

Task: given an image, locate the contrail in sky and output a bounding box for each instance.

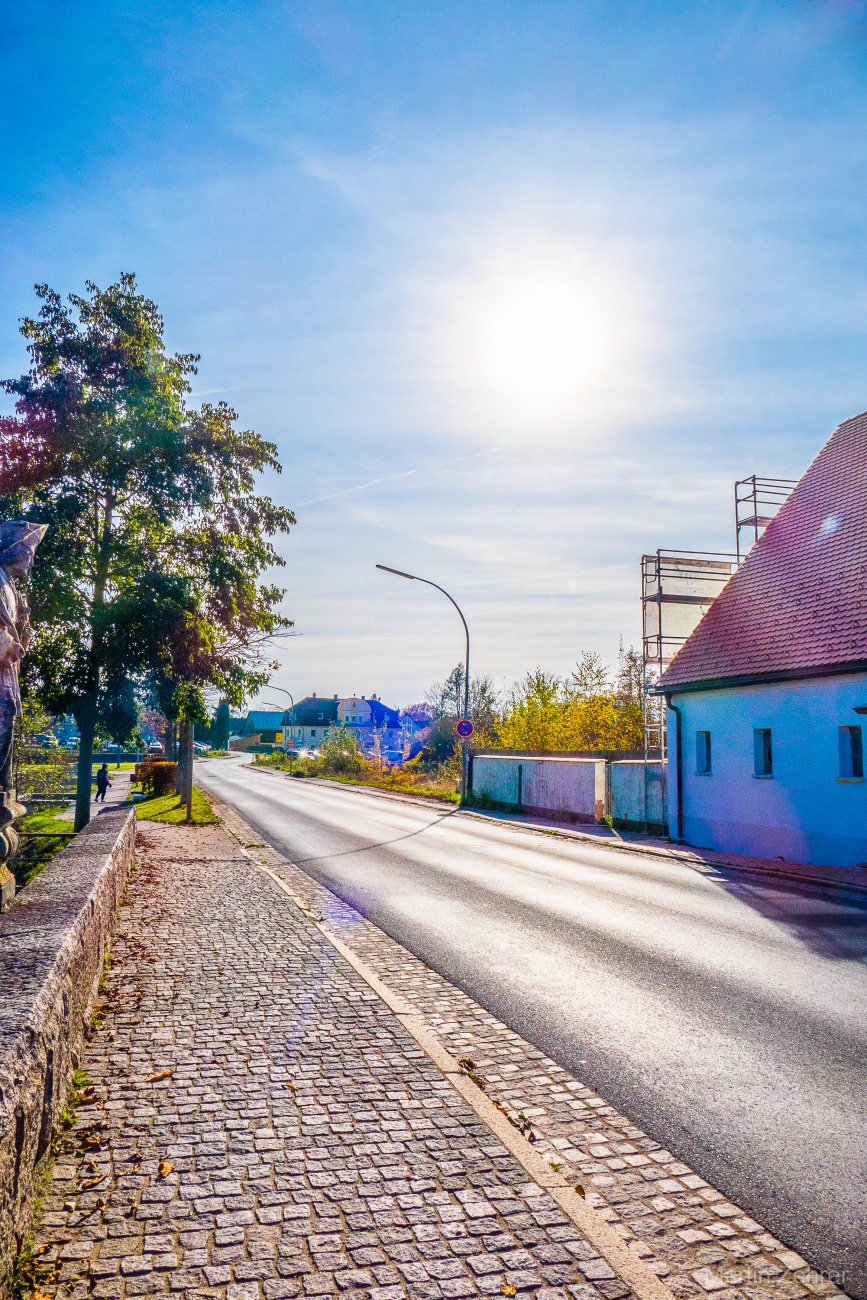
[298,445,504,507]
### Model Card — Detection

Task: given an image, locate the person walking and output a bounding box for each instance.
[94,763,111,803]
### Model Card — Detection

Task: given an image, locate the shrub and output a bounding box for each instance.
[319,729,367,776]
[135,759,178,795]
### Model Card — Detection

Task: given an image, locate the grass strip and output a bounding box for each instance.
[134,788,220,825]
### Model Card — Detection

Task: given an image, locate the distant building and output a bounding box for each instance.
[230,710,288,751]
[286,694,408,758]
[659,410,867,867]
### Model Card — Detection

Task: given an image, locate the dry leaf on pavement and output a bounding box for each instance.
[158,1160,174,1178]
[145,1069,174,1083]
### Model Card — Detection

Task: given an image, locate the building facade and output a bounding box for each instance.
[286,695,406,757]
[659,410,867,868]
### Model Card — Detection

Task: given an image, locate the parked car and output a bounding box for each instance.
[33,733,59,748]
[63,737,80,749]
[147,742,164,755]
[192,741,212,753]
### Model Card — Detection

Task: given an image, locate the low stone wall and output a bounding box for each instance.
[0,807,135,1293]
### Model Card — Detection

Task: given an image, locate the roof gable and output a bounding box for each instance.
[660,410,867,690]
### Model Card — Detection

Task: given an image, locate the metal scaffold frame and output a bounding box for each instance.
[734,475,797,562]
[640,550,737,828]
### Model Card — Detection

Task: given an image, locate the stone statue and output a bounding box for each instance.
[0,522,47,898]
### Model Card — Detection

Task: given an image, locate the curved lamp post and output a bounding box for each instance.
[261,685,296,750]
[376,564,471,803]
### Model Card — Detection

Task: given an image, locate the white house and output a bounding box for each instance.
[659,410,867,868]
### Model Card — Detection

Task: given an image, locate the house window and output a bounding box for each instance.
[838,726,864,779]
[753,728,773,777]
[311,729,317,737]
[695,731,711,774]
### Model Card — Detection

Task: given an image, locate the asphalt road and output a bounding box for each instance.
[196,757,867,1295]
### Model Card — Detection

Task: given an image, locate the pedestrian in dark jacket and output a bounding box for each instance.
[95,763,111,803]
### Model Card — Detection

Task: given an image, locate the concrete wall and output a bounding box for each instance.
[610,760,665,829]
[470,754,608,823]
[0,808,135,1291]
[667,671,867,867]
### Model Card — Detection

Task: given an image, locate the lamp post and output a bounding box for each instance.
[376,564,471,804]
[261,685,296,751]
[259,687,297,769]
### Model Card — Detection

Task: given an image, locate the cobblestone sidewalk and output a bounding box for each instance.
[27,820,641,1300]
[209,802,848,1300]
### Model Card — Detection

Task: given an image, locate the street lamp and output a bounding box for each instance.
[376,564,471,803]
[261,685,296,751]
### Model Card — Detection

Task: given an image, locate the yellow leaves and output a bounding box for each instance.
[158,1160,174,1178]
[81,1173,106,1188]
[145,1069,173,1083]
[501,1286,517,1296]
[496,685,643,753]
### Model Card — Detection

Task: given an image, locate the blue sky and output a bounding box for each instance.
[2,1,867,707]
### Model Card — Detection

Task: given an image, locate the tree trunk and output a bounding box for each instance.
[74,706,96,832]
[177,719,194,818]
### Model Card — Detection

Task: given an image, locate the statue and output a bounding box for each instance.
[0,521,47,905]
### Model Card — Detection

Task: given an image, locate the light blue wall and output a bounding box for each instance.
[667,672,867,867]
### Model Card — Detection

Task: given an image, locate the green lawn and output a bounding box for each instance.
[13,806,76,888]
[134,788,220,825]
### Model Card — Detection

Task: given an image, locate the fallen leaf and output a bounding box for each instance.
[284,1081,297,1091]
[158,1160,174,1178]
[501,1286,517,1297]
[145,1069,173,1083]
[574,1183,585,1198]
[81,1174,106,1188]
[457,1058,477,1071]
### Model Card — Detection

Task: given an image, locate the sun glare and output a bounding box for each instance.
[485,285,591,397]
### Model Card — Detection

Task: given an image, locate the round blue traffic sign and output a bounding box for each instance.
[456,718,474,738]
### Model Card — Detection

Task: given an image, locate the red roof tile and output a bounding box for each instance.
[660,410,867,689]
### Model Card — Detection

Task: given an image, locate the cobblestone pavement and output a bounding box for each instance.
[28,820,640,1300]
[207,802,849,1300]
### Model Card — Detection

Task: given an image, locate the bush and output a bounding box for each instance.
[134,759,178,795]
[319,729,367,776]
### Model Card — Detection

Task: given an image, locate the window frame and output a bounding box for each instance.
[695,730,712,775]
[838,725,864,781]
[753,727,773,778]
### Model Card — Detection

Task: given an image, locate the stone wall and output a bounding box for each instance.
[0,807,135,1293]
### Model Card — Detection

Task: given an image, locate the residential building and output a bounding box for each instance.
[286,694,405,757]
[659,410,867,868]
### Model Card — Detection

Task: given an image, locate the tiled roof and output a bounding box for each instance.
[660,410,867,690]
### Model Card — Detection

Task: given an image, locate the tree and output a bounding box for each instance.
[496,649,644,753]
[0,275,294,828]
[211,700,231,750]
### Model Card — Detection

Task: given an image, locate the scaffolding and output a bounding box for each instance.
[734,475,797,562]
[640,551,736,828]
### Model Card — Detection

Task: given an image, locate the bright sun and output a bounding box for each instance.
[483,283,592,399]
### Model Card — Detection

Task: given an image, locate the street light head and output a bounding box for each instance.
[376,564,417,581]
